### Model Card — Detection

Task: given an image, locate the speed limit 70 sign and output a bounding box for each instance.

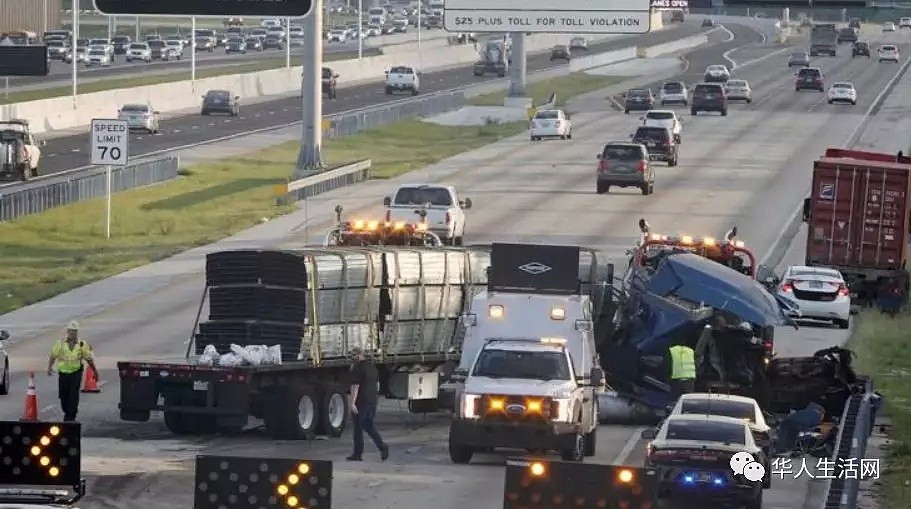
[90,119,129,166]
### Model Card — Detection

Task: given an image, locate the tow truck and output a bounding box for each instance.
[632,218,759,279]
[323,205,443,246]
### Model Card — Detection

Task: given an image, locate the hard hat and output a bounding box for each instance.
[66,320,79,331]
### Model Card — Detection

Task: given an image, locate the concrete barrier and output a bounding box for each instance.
[639,34,708,58]
[0,32,634,135]
[568,47,638,72]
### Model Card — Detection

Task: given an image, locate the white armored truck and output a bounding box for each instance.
[447,243,605,463]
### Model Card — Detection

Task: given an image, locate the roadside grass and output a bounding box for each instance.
[0,50,375,105]
[0,120,522,313]
[469,72,627,107]
[0,72,622,314]
[850,310,911,501]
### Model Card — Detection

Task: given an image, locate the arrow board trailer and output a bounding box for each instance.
[443,0,652,34]
[90,119,129,166]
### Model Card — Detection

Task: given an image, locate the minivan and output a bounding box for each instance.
[596,142,655,195]
[691,83,727,115]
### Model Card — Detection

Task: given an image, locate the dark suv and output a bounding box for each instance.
[852,41,870,57]
[624,88,655,114]
[691,83,727,116]
[322,67,338,98]
[596,142,655,195]
[796,67,824,91]
[837,27,859,43]
[632,126,678,166]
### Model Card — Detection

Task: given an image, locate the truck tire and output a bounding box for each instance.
[583,426,597,456]
[560,433,584,461]
[315,386,348,437]
[120,409,150,421]
[265,385,320,440]
[448,433,473,464]
[454,236,464,246]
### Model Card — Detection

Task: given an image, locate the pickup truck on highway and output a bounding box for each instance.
[383,184,471,245]
[0,119,43,181]
[385,65,420,95]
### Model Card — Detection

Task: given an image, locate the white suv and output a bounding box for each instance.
[126,42,152,63]
[900,17,911,29]
[879,44,900,62]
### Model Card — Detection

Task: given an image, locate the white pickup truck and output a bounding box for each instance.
[0,120,43,181]
[383,184,471,245]
[385,65,420,95]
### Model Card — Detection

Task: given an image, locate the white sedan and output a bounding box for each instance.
[530,109,572,141]
[883,21,896,31]
[776,265,850,328]
[640,109,682,142]
[669,393,773,457]
[827,81,857,105]
[724,79,752,102]
[879,44,900,62]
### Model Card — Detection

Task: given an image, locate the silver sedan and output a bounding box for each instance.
[724,79,752,103]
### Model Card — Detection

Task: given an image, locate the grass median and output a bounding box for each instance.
[0,71,624,314]
[0,50,376,105]
[469,72,626,107]
[851,310,911,501]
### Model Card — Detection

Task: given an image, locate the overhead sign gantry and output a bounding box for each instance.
[442,0,652,34]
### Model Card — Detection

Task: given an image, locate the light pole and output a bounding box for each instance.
[71,3,78,104]
[191,16,197,81]
[417,1,422,70]
[357,0,363,59]
[286,17,291,67]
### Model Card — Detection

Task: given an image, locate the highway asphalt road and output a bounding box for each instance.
[34,22,710,175]
[10,38,393,91]
[2,24,908,508]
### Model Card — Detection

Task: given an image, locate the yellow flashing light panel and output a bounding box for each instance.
[550,307,566,320]
[193,456,332,509]
[0,421,81,487]
[703,236,716,246]
[540,337,567,345]
[680,235,694,245]
[503,460,659,509]
[489,304,505,319]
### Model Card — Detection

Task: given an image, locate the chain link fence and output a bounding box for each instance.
[324,91,466,138]
[0,156,179,222]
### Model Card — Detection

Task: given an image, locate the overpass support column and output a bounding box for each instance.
[295,0,325,176]
[508,32,527,97]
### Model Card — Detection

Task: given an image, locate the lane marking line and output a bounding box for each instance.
[611,427,646,465]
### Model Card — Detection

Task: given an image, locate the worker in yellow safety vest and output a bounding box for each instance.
[669,339,696,399]
[46,321,96,422]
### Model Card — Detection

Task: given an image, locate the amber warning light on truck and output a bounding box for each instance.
[502,458,659,509]
[193,455,332,509]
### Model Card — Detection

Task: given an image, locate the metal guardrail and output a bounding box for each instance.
[276,159,372,204]
[322,91,466,139]
[819,377,876,509]
[0,156,179,222]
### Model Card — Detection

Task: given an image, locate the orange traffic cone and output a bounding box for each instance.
[21,372,38,421]
[81,365,101,393]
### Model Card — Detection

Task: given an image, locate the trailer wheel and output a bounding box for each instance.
[266,385,320,439]
[316,386,348,437]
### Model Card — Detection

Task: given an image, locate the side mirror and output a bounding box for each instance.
[641,428,657,439]
[462,198,472,209]
[0,330,9,340]
[383,196,391,207]
[590,367,604,387]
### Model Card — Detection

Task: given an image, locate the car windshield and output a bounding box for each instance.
[727,80,747,87]
[47,40,64,47]
[535,111,559,119]
[694,85,721,96]
[665,420,746,444]
[390,66,414,74]
[833,83,852,89]
[839,28,855,34]
[207,91,230,100]
[393,187,452,206]
[635,127,668,141]
[791,267,842,277]
[149,40,164,47]
[856,42,868,48]
[707,65,725,71]
[662,82,683,92]
[798,69,820,77]
[472,349,571,380]
[882,45,897,51]
[602,145,642,160]
[121,104,149,112]
[228,38,243,43]
[628,89,648,97]
[790,52,805,58]
[89,50,104,55]
[679,399,756,422]
[646,111,674,120]
[129,44,146,49]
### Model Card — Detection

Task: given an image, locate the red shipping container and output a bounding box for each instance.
[805,149,911,273]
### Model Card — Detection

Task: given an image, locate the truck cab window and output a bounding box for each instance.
[472,349,571,380]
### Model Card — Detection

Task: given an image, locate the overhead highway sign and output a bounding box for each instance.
[442,0,652,34]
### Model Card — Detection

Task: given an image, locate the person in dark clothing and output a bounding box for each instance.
[346,347,389,462]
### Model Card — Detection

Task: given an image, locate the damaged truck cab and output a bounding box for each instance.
[0,120,43,181]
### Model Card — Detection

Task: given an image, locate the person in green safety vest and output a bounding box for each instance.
[668,338,696,398]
